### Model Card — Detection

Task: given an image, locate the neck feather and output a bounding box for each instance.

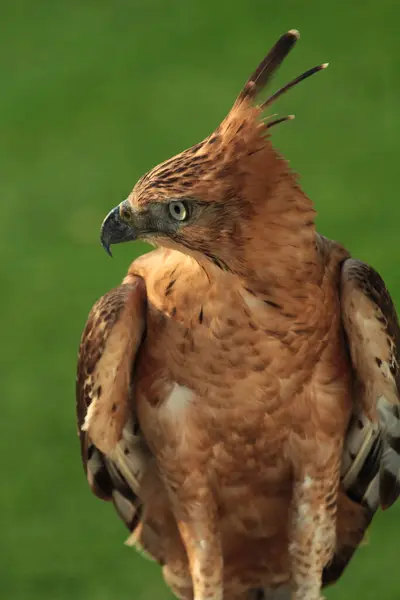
[229,172,320,299]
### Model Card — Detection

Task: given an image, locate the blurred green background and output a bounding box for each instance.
[1,1,399,598]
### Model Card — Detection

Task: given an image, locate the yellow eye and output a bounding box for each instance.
[169,201,187,221]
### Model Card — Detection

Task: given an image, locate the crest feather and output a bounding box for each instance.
[132,30,328,204]
[235,29,300,106]
[230,29,328,128]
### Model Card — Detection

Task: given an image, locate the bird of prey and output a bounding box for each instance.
[76,30,400,600]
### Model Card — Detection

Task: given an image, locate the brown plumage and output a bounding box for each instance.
[76,30,400,600]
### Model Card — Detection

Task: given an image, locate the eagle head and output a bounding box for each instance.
[101,30,326,278]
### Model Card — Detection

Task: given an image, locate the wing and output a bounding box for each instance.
[321,258,400,587]
[340,258,400,511]
[76,277,153,546]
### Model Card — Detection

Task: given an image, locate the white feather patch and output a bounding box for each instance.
[163,382,194,421]
[240,288,265,311]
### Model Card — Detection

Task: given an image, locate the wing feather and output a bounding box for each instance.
[322,258,400,588]
[340,258,400,511]
[76,277,150,534]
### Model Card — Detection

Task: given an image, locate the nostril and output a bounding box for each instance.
[119,205,131,222]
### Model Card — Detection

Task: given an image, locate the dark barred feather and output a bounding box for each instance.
[325,258,400,585]
[76,281,148,541]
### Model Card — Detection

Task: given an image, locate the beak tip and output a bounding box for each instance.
[100,202,137,256]
[101,238,113,257]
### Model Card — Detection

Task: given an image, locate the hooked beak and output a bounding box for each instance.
[100,202,138,257]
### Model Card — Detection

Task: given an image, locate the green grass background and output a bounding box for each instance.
[1,1,399,598]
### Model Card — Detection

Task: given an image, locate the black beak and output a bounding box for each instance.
[100,204,138,257]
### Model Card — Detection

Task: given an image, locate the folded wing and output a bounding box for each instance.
[340,258,400,511]
[321,259,400,588]
[76,278,151,542]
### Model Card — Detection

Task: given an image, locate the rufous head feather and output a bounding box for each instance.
[101,30,326,285]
